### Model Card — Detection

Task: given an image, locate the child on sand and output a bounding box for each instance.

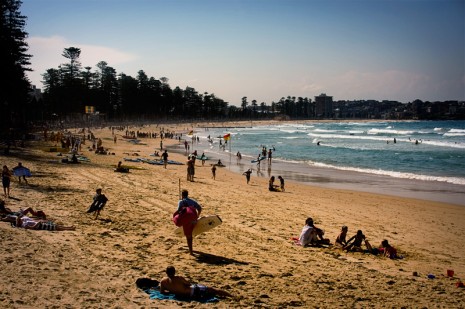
[335,225,348,247]
[344,230,372,252]
[380,239,399,259]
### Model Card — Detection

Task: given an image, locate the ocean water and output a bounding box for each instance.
[177,120,465,205]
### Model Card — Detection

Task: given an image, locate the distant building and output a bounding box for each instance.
[314,93,333,118]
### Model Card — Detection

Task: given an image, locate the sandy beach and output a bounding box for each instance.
[1,121,464,308]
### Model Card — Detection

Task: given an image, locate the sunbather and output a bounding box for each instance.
[0,199,46,219]
[160,266,232,299]
[13,216,75,231]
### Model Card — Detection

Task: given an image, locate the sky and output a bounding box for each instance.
[21,0,465,106]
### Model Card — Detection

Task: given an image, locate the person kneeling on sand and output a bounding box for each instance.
[299,217,330,246]
[160,266,232,299]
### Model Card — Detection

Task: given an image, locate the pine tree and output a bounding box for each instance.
[0,0,31,131]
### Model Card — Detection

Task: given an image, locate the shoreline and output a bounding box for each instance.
[168,142,465,207]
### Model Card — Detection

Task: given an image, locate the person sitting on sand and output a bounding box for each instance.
[11,215,75,231]
[268,176,280,191]
[278,176,285,192]
[71,154,79,163]
[86,188,108,219]
[217,159,224,166]
[344,230,372,252]
[160,266,232,299]
[115,161,129,173]
[299,217,330,246]
[380,239,399,259]
[335,225,349,247]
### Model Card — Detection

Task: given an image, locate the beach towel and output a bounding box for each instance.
[143,288,219,303]
[135,278,219,303]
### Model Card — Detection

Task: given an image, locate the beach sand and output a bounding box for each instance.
[1,122,464,308]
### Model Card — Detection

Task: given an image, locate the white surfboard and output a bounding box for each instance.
[174,215,222,238]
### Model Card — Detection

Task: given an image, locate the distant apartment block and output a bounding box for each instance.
[315,93,333,118]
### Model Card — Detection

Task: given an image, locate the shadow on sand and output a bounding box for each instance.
[194,251,249,266]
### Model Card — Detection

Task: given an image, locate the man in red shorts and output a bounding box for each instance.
[173,189,202,255]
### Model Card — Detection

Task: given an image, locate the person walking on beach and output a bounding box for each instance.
[187,156,195,182]
[12,162,29,185]
[2,165,12,198]
[160,266,233,299]
[162,150,168,169]
[211,164,216,180]
[172,190,202,255]
[267,148,272,164]
[243,169,252,184]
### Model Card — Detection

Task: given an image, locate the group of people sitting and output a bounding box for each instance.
[298,217,400,259]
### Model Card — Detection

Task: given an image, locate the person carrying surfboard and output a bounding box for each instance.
[172,190,202,255]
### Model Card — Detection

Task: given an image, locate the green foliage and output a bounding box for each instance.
[0,0,32,130]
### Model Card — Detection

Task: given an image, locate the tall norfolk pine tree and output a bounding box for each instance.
[0,0,32,131]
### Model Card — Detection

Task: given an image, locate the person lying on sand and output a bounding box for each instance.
[299,217,330,246]
[160,266,232,299]
[1,215,75,231]
[0,199,46,219]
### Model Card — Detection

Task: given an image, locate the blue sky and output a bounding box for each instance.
[22,0,464,105]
